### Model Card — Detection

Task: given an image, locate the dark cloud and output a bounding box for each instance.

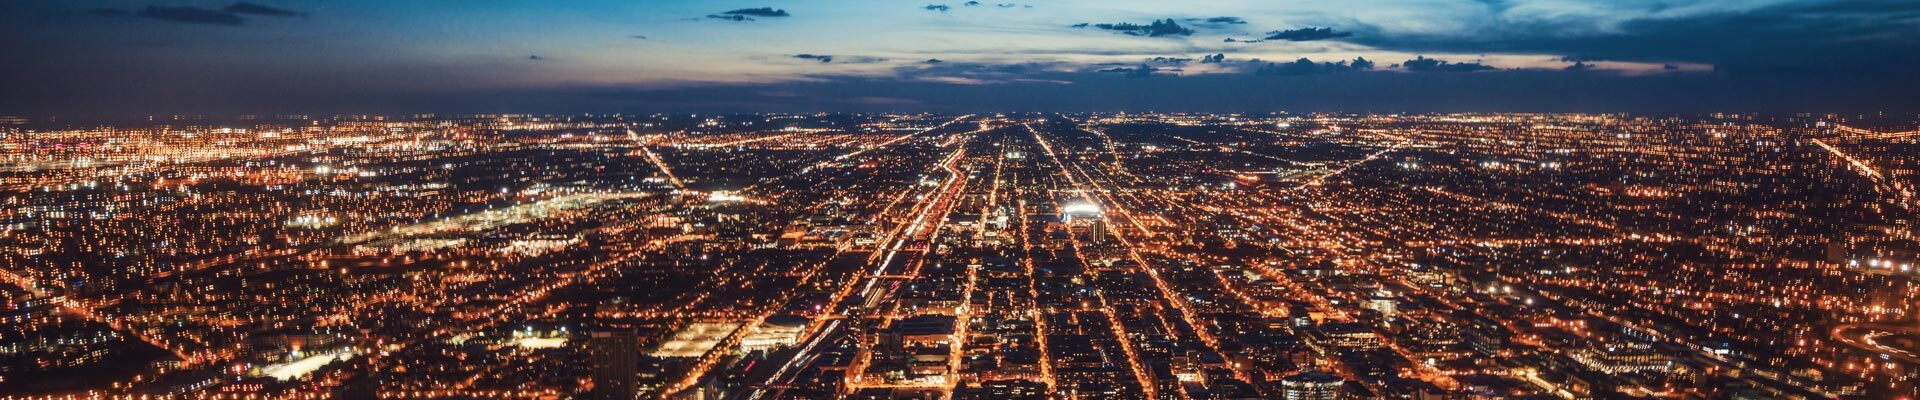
[630,35,648,39]
[132,6,245,26]
[896,61,1076,82]
[1200,53,1225,64]
[1254,57,1374,76]
[1564,61,1595,71]
[925,58,944,63]
[90,3,308,25]
[529,55,544,61]
[1224,37,1264,44]
[925,4,949,12]
[1188,16,1246,26]
[1097,64,1160,78]
[794,54,888,64]
[1148,56,1193,65]
[963,1,980,6]
[1263,27,1352,41]
[1082,19,1193,37]
[1351,57,1376,70]
[718,7,790,17]
[996,3,1016,8]
[530,61,1904,115]
[1344,0,1920,81]
[19,0,1920,115]
[223,2,305,17]
[1401,56,1495,72]
[706,14,753,22]
[15,56,1920,116]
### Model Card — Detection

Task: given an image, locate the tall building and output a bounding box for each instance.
[1280,371,1345,400]
[591,329,641,400]
[1364,289,1397,320]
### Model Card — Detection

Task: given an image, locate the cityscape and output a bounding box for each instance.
[7,0,1920,399]
[1,112,1917,399]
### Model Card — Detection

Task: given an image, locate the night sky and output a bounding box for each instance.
[4,0,1919,116]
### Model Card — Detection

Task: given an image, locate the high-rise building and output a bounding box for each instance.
[1280,371,1345,400]
[591,329,641,400]
[1364,289,1397,320]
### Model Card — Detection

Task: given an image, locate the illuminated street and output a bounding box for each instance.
[1,113,1915,399]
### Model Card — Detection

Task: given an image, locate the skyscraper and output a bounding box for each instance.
[591,329,640,400]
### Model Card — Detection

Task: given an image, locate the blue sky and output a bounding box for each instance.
[3,0,1917,115]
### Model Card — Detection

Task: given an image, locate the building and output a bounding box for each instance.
[740,315,808,353]
[1570,344,1673,374]
[591,330,641,400]
[1280,371,1345,400]
[1364,289,1397,320]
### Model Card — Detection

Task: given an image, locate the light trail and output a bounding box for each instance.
[1010,178,1059,395]
[942,263,981,399]
[1811,138,1916,208]
[625,129,687,189]
[1833,124,1920,140]
[749,132,977,399]
[0,267,196,365]
[834,116,971,162]
[701,132,797,148]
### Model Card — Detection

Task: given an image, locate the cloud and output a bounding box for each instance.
[793,54,888,64]
[134,5,245,25]
[890,60,1083,85]
[718,7,790,17]
[630,35,648,39]
[925,4,950,12]
[1200,53,1226,64]
[224,2,306,17]
[1342,1,1920,80]
[924,58,944,63]
[918,76,988,84]
[529,55,545,61]
[1080,19,1193,37]
[1263,27,1352,41]
[706,7,789,21]
[1191,16,1247,25]
[1401,56,1494,72]
[1254,57,1375,76]
[1097,64,1160,78]
[963,1,980,6]
[1564,61,1595,71]
[1351,57,1376,70]
[94,3,310,25]
[1148,56,1193,65]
